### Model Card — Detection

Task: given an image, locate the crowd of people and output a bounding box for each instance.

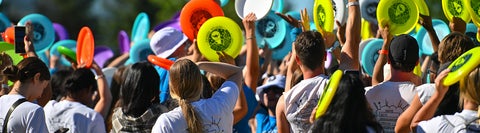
[1,0,480,133]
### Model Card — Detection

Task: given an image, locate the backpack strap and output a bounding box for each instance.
[2,98,27,133]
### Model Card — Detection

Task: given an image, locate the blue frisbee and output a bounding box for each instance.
[415,19,450,55]
[361,38,383,76]
[18,14,55,53]
[131,12,150,43]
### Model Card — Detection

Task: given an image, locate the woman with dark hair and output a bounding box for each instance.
[152,59,243,133]
[311,73,383,133]
[111,62,168,132]
[43,63,107,133]
[0,57,51,132]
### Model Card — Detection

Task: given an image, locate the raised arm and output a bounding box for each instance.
[92,62,112,119]
[371,25,392,85]
[242,13,260,92]
[411,69,450,130]
[338,0,361,70]
[197,62,243,88]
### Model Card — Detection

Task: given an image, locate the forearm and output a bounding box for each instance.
[396,95,422,133]
[372,40,390,85]
[197,62,243,87]
[93,68,112,118]
[426,29,440,52]
[244,29,260,91]
[233,86,248,124]
[339,0,361,70]
[411,90,446,129]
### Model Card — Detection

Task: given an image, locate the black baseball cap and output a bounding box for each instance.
[388,34,419,65]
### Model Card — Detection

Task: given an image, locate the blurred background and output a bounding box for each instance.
[0,0,444,55]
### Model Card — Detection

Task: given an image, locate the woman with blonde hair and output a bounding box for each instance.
[152,59,242,132]
[412,65,480,132]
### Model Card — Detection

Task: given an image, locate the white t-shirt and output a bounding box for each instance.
[416,83,435,105]
[0,94,48,133]
[43,100,106,133]
[365,81,416,133]
[152,81,239,133]
[417,110,479,133]
[284,75,329,132]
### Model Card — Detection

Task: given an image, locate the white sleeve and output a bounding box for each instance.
[26,107,48,133]
[152,114,175,133]
[416,117,443,133]
[416,84,435,105]
[89,113,106,133]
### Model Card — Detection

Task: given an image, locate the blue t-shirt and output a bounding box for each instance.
[256,108,277,133]
[154,58,176,104]
[233,85,258,133]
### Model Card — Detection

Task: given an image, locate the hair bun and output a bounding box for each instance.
[2,65,19,82]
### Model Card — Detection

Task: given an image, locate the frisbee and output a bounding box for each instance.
[131,12,150,43]
[271,11,299,60]
[154,19,181,32]
[0,13,10,32]
[333,0,347,30]
[102,67,117,87]
[220,0,229,7]
[377,0,419,35]
[255,11,286,49]
[180,0,224,41]
[361,38,383,76]
[0,42,23,65]
[359,38,375,62]
[442,0,471,23]
[18,14,55,53]
[197,17,243,62]
[129,39,153,63]
[57,46,77,62]
[272,0,284,13]
[76,27,95,68]
[443,47,480,86]
[53,23,69,42]
[50,40,77,66]
[148,55,174,70]
[235,0,273,20]
[415,0,429,16]
[467,0,480,28]
[466,23,480,46]
[94,46,114,68]
[416,19,450,55]
[118,30,130,54]
[2,26,14,44]
[313,0,335,33]
[360,0,380,24]
[315,70,342,118]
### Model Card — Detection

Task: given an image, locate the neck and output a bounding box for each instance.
[388,68,420,85]
[463,99,479,111]
[301,66,324,79]
[9,82,33,101]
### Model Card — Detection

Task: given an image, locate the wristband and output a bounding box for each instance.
[346,1,359,8]
[95,74,104,80]
[378,50,388,55]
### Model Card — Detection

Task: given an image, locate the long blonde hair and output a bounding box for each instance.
[459,67,480,106]
[169,59,203,132]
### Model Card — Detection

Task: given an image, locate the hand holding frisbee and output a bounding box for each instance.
[197,16,243,62]
[315,70,342,118]
[17,14,55,53]
[377,0,419,35]
[76,27,95,68]
[442,0,470,23]
[443,47,480,86]
[235,0,273,20]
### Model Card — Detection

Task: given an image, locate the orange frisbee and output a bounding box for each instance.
[180,0,224,41]
[148,55,174,70]
[76,27,95,68]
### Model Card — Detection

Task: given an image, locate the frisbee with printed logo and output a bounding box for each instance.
[131,12,150,43]
[415,0,429,16]
[314,0,334,33]
[18,14,55,52]
[443,47,480,86]
[315,70,342,118]
[148,55,174,70]
[377,0,418,35]
[235,0,273,20]
[76,27,95,68]
[442,0,470,23]
[467,0,480,27]
[197,17,243,62]
[50,40,77,66]
[181,0,224,41]
[255,11,286,49]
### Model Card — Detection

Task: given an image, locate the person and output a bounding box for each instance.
[43,67,106,133]
[365,33,420,132]
[0,57,50,133]
[0,52,13,96]
[111,62,168,132]
[254,75,286,133]
[49,67,73,101]
[395,32,475,133]
[275,0,361,131]
[152,59,243,132]
[310,72,383,133]
[412,66,480,132]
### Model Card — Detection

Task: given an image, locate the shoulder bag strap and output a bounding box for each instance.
[2,98,27,133]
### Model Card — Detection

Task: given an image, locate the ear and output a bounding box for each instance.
[33,73,41,83]
[295,55,301,66]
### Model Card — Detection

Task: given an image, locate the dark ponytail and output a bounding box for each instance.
[1,57,50,83]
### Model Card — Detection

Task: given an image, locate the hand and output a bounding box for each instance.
[300,8,310,31]
[323,31,336,48]
[379,24,393,43]
[242,13,257,36]
[218,51,235,65]
[276,12,301,28]
[434,69,450,94]
[24,21,34,53]
[449,17,466,33]
[418,14,433,31]
[335,20,346,45]
[188,39,203,62]
[259,44,272,59]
